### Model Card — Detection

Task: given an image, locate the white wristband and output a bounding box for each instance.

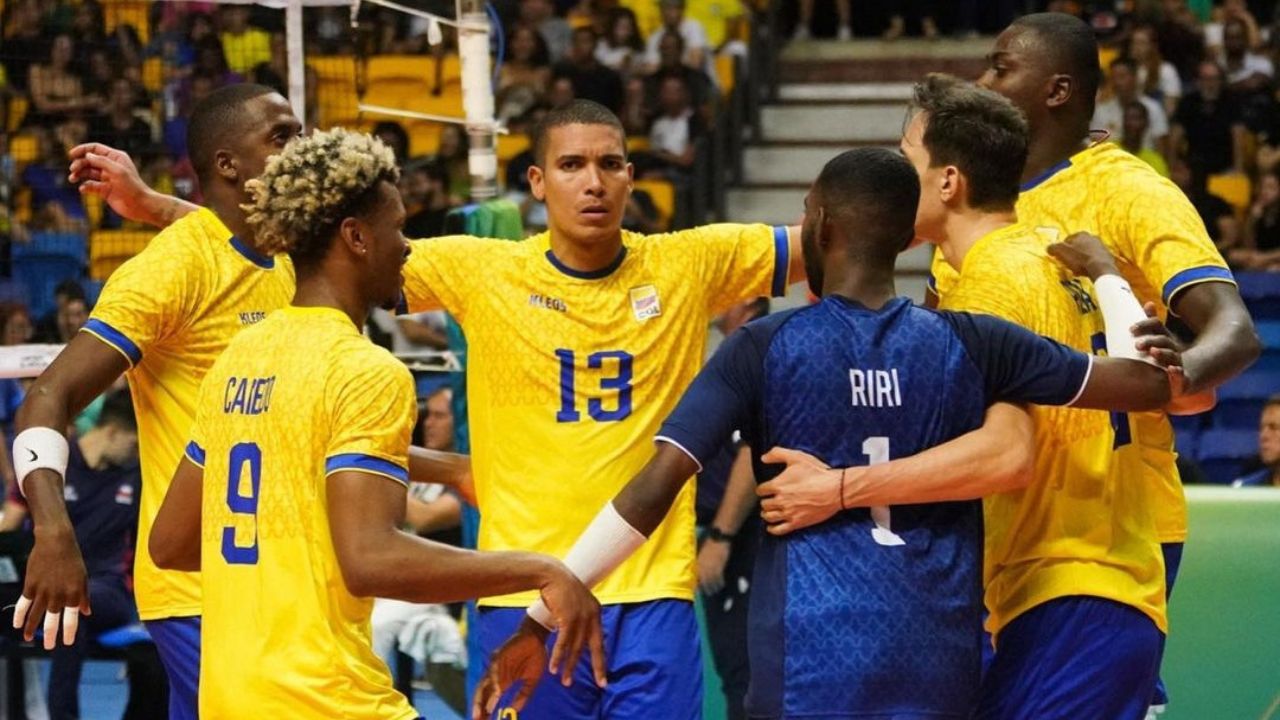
[1093,274,1147,362]
[13,428,70,498]
[527,502,647,630]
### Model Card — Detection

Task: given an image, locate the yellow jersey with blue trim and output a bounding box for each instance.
[930,141,1233,543]
[939,223,1166,638]
[189,306,418,720]
[401,224,790,606]
[83,207,294,621]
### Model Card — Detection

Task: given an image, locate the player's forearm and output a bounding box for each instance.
[843,403,1035,507]
[709,447,757,535]
[612,444,700,536]
[136,191,199,229]
[346,530,561,604]
[407,446,471,493]
[14,388,77,531]
[1174,284,1261,394]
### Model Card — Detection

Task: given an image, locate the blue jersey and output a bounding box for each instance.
[658,296,1092,719]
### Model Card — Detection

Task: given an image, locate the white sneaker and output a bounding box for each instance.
[837,26,851,41]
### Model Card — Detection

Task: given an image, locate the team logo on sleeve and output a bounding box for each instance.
[629,285,662,321]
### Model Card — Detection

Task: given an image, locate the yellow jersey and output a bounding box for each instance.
[189,306,418,720]
[84,207,294,620]
[931,141,1234,543]
[939,223,1166,638]
[402,225,789,606]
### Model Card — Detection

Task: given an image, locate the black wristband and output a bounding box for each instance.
[705,526,734,543]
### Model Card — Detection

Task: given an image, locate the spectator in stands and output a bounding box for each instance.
[1234,168,1280,270]
[372,121,411,167]
[1171,60,1247,174]
[1220,17,1274,128]
[596,8,645,77]
[1232,395,1280,486]
[638,74,704,180]
[435,124,471,204]
[1205,0,1263,57]
[520,0,573,62]
[89,79,155,161]
[1129,24,1183,116]
[0,389,169,720]
[1096,57,1171,156]
[554,26,625,113]
[1118,101,1172,176]
[219,5,271,75]
[1170,159,1241,251]
[1,304,31,348]
[792,0,851,41]
[403,161,453,239]
[27,34,102,125]
[645,32,713,118]
[1155,0,1208,82]
[497,25,553,123]
[2,0,45,94]
[33,280,87,345]
[193,36,243,88]
[620,76,651,135]
[547,74,577,109]
[21,123,89,234]
[643,0,711,77]
[883,3,940,41]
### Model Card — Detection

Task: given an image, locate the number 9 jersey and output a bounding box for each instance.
[400,226,790,607]
[187,306,419,719]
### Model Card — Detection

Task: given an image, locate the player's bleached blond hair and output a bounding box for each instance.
[243,127,400,266]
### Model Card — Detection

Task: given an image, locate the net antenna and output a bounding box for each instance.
[353,0,502,201]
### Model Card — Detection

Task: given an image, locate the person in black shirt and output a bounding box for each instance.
[402,160,453,239]
[552,26,624,113]
[1169,160,1240,252]
[88,78,154,162]
[1172,60,1247,175]
[2,390,167,720]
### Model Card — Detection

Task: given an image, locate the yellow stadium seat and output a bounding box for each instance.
[1208,173,1252,217]
[104,1,150,44]
[367,56,434,84]
[626,137,650,153]
[142,57,164,93]
[407,121,441,157]
[435,56,462,85]
[497,134,530,162]
[7,96,28,133]
[14,188,31,224]
[90,230,154,280]
[84,194,104,230]
[1098,45,1120,80]
[715,55,737,99]
[363,78,433,109]
[9,134,39,165]
[633,179,674,230]
[315,77,361,129]
[310,56,359,85]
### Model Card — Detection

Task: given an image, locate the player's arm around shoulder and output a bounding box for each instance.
[401,234,511,317]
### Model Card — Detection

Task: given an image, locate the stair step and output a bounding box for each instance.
[779,57,987,84]
[744,145,897,184]
[761,103,909,143]
[778,83,915,103]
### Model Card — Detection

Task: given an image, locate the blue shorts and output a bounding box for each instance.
[145,616,201,720]
[1152,541,1184,707]
[477,600,701,720]
[975,596,1162,720]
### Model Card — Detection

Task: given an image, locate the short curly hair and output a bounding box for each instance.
[243,127,400,268]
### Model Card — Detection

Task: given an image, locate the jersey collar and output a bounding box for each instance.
[230,236,276,269]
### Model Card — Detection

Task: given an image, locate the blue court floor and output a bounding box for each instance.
[29,660,464,719]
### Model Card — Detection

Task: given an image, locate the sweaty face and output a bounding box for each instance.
[230,93,303,192]
[899,112,945,246]
[1260,405,1280,466]
[978,27,1051,129]
[361,181,411,308]
[530,123,633,250]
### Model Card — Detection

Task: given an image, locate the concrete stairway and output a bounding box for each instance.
[725,38,990,302]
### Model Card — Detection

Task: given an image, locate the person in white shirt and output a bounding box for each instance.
[1129,24,1183,116]
[1094,56,1169,156]
[595,7,645,77]
[1221,16,1273,96]
[642,0,712,79]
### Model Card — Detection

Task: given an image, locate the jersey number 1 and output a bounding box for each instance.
[222,442,261,565]
[556,349,633,422]
[864,437,905,547]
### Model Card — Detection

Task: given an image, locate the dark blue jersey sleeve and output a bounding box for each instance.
[941,311,1092,407]
[657,324,767,470]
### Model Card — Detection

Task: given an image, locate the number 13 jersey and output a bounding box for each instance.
[401,226,789,607]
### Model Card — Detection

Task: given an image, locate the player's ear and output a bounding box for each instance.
[939,165,960,204]
[1046,73,1072,109]
[338,216,366,256]
[215,149,237,182]
[529,163,546,202]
